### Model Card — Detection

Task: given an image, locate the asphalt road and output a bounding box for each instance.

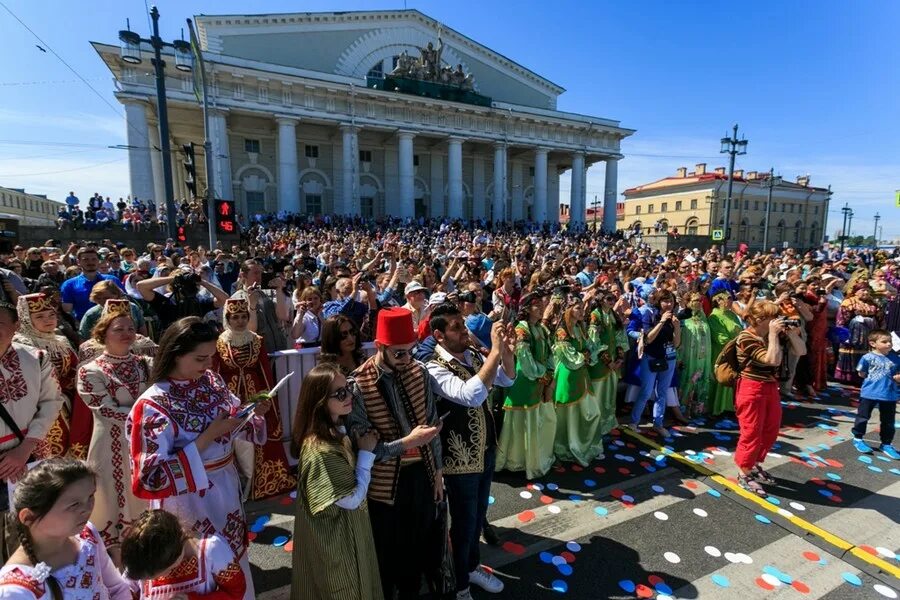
[246,383,900,599]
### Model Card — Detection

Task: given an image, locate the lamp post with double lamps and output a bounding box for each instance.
[719,124,749,254]
[118,6,192,240]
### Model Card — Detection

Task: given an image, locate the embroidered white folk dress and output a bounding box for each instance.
[139,534,248,598]
[127,370,265,600]
[0,523,133,599]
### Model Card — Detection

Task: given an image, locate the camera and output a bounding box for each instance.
[458,291,478,304]
[782,318,801,328]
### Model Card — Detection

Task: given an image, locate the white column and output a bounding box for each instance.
[123,99,155,203]
[533,147,549,224]
[340,124,359,216]
[383,145,399,217]
[492,143,507,223]
[398,131,415,219]
[548,160,560,222]
[210,109,232,201]
[276,117,299,213]
[603,158,619,233]
[447,137,464,220]
[569,152,585,229]
[510,160,524,221]
[429,149,444,218]
[472,154,486,220]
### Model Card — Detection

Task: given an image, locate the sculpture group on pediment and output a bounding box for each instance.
[390,37,474,90]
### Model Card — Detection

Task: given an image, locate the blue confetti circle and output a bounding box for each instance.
[273,535,290,547]
[711,574,730,587]
[765,496,781,506]
[551,556,567,566]
[618,580,636,593]
[566,541,582,552]
[547,483,559,491]
[583,479,597,487]
[868,466,884,473]
[569,494,583,503]
[655,583,673,595]
[551,579,568,593]
[826,472,842,481]
[557,563,573,576]
[539,551,554,564]
[488,496,495,505]
[858,455,873,464]
[841,572,862,586]
[707,489,722,498]
[755,514,772,524]
[594,506,609,517]
[818,489,834,498]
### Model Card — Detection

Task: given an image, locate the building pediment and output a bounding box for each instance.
[195,9,563,110]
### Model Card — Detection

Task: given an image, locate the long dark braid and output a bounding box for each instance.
[15,525,38,565]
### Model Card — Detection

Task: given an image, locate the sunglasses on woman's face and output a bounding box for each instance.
[339,328,356,340]
[327,384,352,402]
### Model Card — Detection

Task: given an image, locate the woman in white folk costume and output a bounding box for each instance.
[127,317,269,600]
[212,297,295,501]
[78,303,157,364]
[76,299,151,568]
[13,293,90,460]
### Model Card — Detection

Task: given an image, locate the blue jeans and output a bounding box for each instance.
[631,356,676,427]
[445,447,496,592]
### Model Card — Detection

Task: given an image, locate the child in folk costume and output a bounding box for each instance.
[290,362,383,600]
[127,317,270,600]
[76,300,152,567]
[0,459,133,599]
[13,294,91,460]
[121,509,247,599]
[212,297,294,501]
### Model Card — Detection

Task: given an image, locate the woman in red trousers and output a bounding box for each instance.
[733,301,806,497]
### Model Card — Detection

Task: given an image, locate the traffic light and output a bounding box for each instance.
[214,199,237,235]
[177,226,187,242]
[182,143,197,198]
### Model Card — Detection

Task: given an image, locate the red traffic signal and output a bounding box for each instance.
[214,199,237,235]
[177,226,187,242]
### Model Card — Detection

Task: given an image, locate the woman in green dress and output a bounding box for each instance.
[553,301,603,466]
[496,291,558,479]
[678,292,712,417]
[290,362,383,600]
[707,291,743,415]
[588,293,626,435]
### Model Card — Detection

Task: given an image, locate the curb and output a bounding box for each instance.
[621,427,900,582]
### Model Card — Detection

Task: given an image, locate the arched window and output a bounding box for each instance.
[793,220,803,243]
[685,217,699,236]
[776,219,786,243]
[739,218,749,242]
[809,222,819,245]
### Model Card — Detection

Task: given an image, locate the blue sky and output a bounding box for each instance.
[1,0,897,239]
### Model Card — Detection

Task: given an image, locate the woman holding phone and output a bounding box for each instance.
[128,317,269,600]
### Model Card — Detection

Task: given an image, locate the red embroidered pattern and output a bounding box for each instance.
[0,568,45,595]
[0,348,28,404]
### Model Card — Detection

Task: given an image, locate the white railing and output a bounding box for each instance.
[269,342,377,460]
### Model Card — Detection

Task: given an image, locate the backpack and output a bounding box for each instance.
[713,337,744,387]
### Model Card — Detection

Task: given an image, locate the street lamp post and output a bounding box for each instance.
[119,6,192,240]
[719,124,748,254]
[762,167,782,252]
[873,212,880,248]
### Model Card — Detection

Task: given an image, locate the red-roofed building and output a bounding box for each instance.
[618,164,831,250]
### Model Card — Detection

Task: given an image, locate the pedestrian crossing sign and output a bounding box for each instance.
[711,229,724,241]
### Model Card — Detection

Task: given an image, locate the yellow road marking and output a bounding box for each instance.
[621,428,900,580]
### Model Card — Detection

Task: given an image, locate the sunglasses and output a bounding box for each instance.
[327,384,353,402]
[387,347,416,359]
[339,328,357,340]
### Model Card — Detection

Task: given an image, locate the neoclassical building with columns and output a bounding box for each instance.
[93,9,633,228]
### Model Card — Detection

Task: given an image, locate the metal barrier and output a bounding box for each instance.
[269,342,376,461]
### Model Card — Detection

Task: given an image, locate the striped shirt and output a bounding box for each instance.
[735,330,779,382]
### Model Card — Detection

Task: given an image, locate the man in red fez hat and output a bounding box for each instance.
[346,306,446,599]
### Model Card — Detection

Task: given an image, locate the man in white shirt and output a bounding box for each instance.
[426,303,515,598]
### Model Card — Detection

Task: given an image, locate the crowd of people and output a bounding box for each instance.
[0,211,895,598]
[56,191,211,231]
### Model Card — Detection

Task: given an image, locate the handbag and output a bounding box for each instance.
[648,357,669,373]
[424,499,456,599]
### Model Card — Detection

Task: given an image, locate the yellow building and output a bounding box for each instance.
[0,187,66,226]
[617,164,831,250]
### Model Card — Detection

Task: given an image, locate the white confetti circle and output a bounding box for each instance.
[789,501,806,511]
[768,452,783,458]
[776,508,794,519]
[519,491,533,499]
[663,551,681,564]
[654,511,669,521]
[874,584,898,598]
[876,547,897,560]
[547,505,561,514]
[724,552,740,563]
[704,545,721,557]
[761,573,782,587]
[735,553,753,564]
[693,508,708,518]
[657,596,674,600]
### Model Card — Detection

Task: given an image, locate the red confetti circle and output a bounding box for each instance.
[626,443,637,449]
[517,510,536,523]
[859,545,878,555]
[571,464,584,472]
[635,584,654,598]
[802,551,820,561]
[618,467,631,475]
[825,459,843,468]
[502,541,526,555]
[247,532,257,542]
[283,540,294,552]
[610,488,625,498]
[756,577,775,591]
[825,483,841,492]
[647,575,664,586]
[560,551,576,563]
[594,466,606,474]
[792,580,811,594]
[540,495,553,505]
[684,481,699,490]
[828,495,842,503]
[809,477,825,486]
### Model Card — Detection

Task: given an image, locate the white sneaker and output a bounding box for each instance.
[456,589,474,600]
[469,566,504,593]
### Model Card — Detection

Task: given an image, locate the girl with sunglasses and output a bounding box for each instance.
[289,362,382,600]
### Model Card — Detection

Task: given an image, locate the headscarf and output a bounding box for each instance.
[13,293,71,357]
[220,296,255,347]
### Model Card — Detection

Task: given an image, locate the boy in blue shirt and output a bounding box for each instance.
[853,329,900,459]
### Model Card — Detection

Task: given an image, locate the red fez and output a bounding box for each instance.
[375,307,416,346]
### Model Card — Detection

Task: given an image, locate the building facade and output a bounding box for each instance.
[93,9,633,228]
[617,164,832,250]
[0,187,65,226]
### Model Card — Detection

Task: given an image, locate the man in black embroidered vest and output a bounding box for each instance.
[426,303,515,599]
[346,306,444,600]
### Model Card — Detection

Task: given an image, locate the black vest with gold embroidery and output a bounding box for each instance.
[429,348,496,476]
